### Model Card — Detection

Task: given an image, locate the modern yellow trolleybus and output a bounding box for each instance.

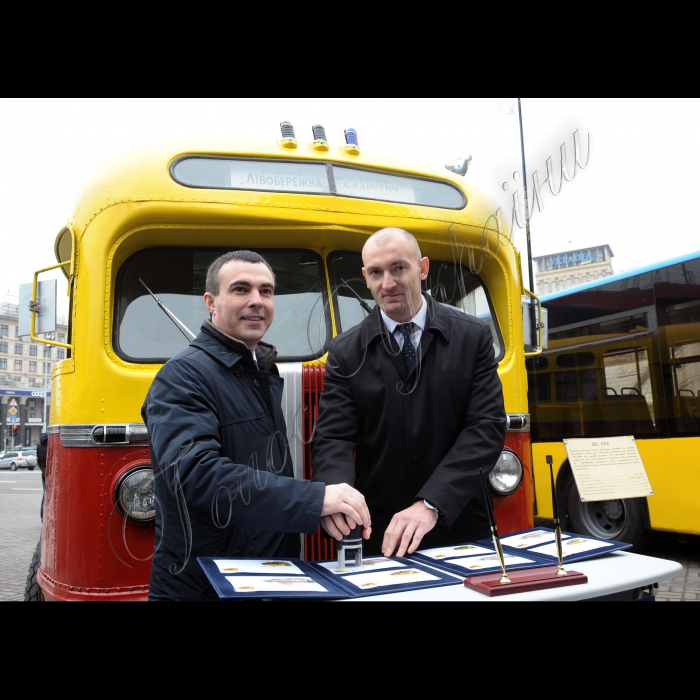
[528,250,700,549]
[23,123,536,601]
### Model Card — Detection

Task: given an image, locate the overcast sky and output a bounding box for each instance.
[2,98,699,321]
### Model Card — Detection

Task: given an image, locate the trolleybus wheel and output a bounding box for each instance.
[562,473,651,551]
[24,538,44,602]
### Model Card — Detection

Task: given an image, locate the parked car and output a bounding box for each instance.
[0,450,37,471]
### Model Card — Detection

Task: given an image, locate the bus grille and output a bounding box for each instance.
[302,364,337,562]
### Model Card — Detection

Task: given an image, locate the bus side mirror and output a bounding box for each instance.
[18,279,57,337]
[540,306,548,350]
[523,299,548,353]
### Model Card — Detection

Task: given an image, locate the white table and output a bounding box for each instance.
[349,552,682,601]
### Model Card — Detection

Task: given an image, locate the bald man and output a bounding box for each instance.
[312,228,506,557]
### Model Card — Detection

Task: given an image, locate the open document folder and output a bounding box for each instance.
[198,555,460,599]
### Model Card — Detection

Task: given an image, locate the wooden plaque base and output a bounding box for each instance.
[464,566,588,597]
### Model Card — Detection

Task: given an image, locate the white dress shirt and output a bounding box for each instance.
[380,296,428,352]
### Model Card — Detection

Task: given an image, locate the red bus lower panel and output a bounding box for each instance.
[39,435,154,602]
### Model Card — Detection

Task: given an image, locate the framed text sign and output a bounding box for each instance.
[563,436,654,502]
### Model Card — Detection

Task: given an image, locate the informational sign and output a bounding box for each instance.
[334,167,417,203]
[563,436,654,502]
[228,161,329,193]
[172,157,331,194]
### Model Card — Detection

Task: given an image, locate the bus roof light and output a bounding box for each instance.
[312,124,329,151]
[344,127,360,155]
[280,121,297,149]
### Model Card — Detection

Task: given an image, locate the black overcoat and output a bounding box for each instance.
[312,294,506,554]
[142,321,324,601]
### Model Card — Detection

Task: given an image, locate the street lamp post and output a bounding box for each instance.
[517,97,538,350]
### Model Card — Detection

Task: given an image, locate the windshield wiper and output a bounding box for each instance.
[339,277,373,315]
[139,279,196,342]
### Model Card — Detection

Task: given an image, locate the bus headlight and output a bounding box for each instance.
[488,451,523,495]
[115,467,156,522]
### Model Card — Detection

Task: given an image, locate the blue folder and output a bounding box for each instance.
[305,556,462,598]
[475,527,633,564]
[409,543,551,578]
[198,557,350,599]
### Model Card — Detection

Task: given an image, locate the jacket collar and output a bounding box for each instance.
[361,293,450,351]
[192,320,278,371]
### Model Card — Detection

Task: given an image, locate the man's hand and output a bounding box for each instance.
[320,484,372,541]
[381,501,438,557]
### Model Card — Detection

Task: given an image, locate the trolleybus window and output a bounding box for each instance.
[115,247,329,363]
[328,251,503,360]
[171,157,466,209]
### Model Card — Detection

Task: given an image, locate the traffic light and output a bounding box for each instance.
[12,425,18,437]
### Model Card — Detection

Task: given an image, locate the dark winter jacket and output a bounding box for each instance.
[312,294,506,554]
[142,321,325,601]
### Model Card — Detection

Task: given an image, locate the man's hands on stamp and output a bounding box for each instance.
[321,484,372,541]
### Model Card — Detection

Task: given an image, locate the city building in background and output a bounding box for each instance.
[534,244,614,295]
[0,296,67,448]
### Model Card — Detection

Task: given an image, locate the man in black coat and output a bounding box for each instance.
[312,228,506,557]
[142,250,371,601]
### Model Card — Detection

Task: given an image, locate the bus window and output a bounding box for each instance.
[329,251,503,359]
[672,342,700,433]
[527,371,551,403]
[170,156,466,209]
[115,247,329,363]
[603,346,657,434]
[555,371,578,402]
[429,261,503,360]
[672,341,700,393]
[549,311,650,343]
[556,351,594,368]
[603,347,651,402]
[580,368,599,401]
[329,253,377,332]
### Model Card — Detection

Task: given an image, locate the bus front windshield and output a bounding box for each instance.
[115,248,330,363]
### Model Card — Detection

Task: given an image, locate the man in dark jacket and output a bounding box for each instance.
[312,228,506,557]
[142,250,371,601]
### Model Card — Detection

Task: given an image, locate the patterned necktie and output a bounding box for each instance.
[397,323,415,371]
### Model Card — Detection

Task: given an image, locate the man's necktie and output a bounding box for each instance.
[397,323,415,371]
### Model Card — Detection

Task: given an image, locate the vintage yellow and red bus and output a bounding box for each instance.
[24,124,536,601]
[528,250,700,549]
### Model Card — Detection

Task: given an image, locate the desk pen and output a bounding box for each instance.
[479,468,510,584]
[547,455,567,576]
